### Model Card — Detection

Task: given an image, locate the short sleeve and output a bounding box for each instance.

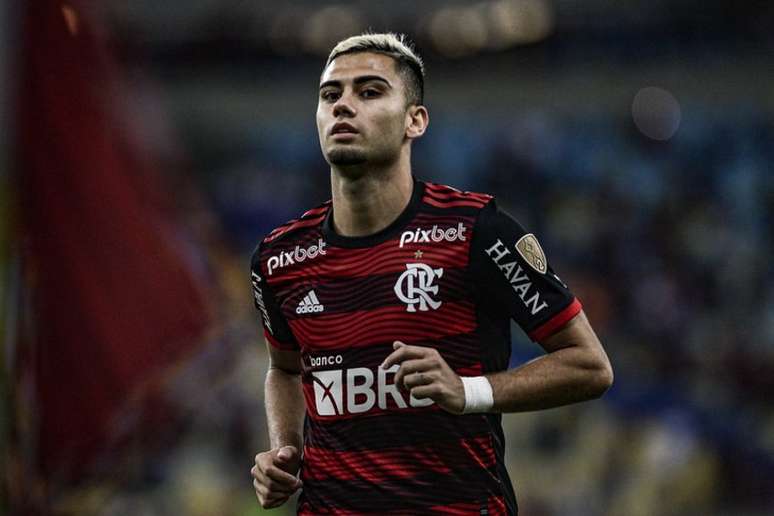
[469,199,582,342]
[250,244,299,351]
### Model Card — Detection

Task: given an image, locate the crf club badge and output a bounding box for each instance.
[516,233,547,274]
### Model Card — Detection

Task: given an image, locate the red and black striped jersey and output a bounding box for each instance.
[250,179,582,515]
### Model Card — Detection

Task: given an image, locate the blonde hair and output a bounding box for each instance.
[325,32,425,106]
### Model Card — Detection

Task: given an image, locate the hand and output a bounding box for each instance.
[381,341,466,414]
[251,446,302,509]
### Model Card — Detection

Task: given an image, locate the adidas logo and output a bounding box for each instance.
[296,290,324,314]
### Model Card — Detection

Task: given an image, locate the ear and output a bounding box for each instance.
[405,105,429,140]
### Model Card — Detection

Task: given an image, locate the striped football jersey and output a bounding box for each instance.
[250,179,581,515]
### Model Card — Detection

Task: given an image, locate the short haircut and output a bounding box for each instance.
[325,32,425,107]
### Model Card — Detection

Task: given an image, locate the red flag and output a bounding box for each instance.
[16,0,213,485]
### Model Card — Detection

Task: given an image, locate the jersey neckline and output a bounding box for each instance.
[321,177,424,249]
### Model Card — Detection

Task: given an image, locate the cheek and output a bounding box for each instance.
[316,106,328,140]
[391,113,410,143]
[374,109,407,140]
[316,105,325,129]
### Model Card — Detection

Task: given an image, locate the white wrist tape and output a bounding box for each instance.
[461,376,494,414]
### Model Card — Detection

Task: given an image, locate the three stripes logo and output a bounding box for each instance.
[296,290,324,314]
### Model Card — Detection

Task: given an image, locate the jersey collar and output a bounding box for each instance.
[322,177,424,249]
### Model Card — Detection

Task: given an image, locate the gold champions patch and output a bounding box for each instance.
[515,233,547,274]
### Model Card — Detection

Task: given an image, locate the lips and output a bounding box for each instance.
[331,122,358,135]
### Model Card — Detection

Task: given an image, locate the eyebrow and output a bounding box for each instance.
[319,75,392,90]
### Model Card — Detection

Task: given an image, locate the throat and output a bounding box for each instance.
[330,172,413,237]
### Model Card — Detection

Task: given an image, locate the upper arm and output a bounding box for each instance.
[469,199,582,342]
[539,310,602,354]
[250,242,301,354]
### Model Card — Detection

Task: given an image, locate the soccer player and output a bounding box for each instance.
[250,33,613,515]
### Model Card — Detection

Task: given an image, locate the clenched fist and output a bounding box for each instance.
[251,446,302,509]
[382,341,466,414]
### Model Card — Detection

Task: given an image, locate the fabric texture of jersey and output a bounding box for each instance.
[250,179,581,515]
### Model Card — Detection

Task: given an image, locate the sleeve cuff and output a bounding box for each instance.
[528,298,582,342]
[263,328,298,351]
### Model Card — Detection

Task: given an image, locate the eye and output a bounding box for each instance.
[361,89,381,99]
[321,90,340,102]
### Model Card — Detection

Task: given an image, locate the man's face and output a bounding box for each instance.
[317,52,410,169]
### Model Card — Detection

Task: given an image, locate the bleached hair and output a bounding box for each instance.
[325,32,425,106]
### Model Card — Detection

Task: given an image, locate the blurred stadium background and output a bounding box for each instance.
[2,0,774,515]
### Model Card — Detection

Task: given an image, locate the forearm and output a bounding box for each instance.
[486,345,612,413]
[265,367,306,450]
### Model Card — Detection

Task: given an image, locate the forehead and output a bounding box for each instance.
[320,52,399,84]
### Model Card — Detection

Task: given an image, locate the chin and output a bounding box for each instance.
[328,147,368,166]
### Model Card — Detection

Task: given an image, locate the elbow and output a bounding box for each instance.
[590,356,614,398]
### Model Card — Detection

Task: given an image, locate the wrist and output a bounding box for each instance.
[271,433,303,451]
[461,376,494,413]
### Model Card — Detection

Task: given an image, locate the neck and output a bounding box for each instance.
[329,151,414,237]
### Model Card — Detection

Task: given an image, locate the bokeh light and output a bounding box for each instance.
[632,86,682,141]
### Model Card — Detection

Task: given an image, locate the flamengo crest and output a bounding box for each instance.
[394,263,443,312]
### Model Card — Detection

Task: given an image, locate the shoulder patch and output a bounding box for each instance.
[516,233,547,274]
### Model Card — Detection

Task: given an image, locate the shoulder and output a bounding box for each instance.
[251,200,331,266]
[264,200,331,244]
[420,181,493,210]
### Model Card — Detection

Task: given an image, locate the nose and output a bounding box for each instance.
[333,92,356,118]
